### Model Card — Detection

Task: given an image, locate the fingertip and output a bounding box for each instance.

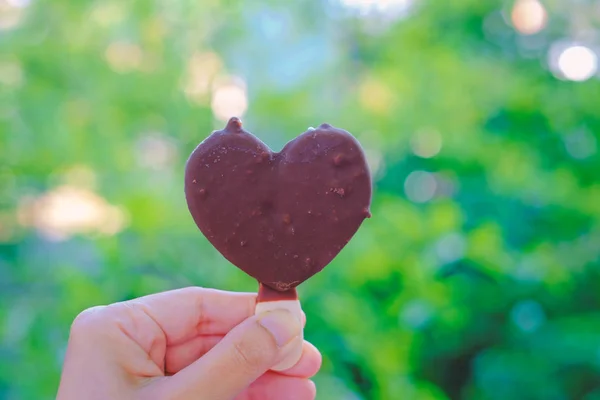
[276,340,322,378]
[242,373,317,400]
[308,379,317,399]
[305,341,322,369]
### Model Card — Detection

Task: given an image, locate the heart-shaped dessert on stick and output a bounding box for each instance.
[184,117,372,370]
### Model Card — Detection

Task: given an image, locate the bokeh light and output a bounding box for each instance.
[510,300,546,333]
[359,76,397,115]
[404,170,437,203]
[6,0,30,7]
[510,0,547,35]
[339,0,415,20]
[550,44,598,82]
[183,52,223,105]
[105,41,144,73]
[0,0,27,30]
[410,128,443,158]
[400,300,433,329]
[211,77,248,122]
[434,232,466,264]
[135,134,178,171]
[17,186,128,241]
[564,129,597,160]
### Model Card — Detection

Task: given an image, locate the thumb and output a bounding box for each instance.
[161,309,302,400]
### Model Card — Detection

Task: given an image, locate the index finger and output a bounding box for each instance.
[127,286,256,346]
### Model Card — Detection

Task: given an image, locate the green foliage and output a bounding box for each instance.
[2,0,600,399]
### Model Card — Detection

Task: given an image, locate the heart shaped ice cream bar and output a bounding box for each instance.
[184,117,372,293]
[185,117,371,371]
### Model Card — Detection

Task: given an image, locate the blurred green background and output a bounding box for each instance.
[2,0,600,398]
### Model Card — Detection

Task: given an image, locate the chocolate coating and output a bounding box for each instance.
[184,118,372,292]
[257,284,298,303]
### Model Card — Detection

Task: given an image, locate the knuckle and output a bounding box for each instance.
[179,286,206,299]
[183,285,205,294]
[231,330,277,373]
[232,340,263,373]
[70,306,107,336]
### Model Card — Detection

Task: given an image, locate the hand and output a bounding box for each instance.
[57,287,321,400]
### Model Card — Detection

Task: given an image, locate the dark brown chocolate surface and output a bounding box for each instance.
[184,117,372,292]
[257,284,298,303]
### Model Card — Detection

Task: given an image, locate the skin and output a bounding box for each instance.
[57,287,322,400]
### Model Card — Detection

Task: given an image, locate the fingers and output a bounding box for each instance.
[165,335,222,374]
[58,306,163,399]
[166,338,321,377]
[154,309,302,400]
[277,341,322,379]
[122,287,257,346]
[163,297,308,375]
[236,373,316,400]
[143,374,316,400]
